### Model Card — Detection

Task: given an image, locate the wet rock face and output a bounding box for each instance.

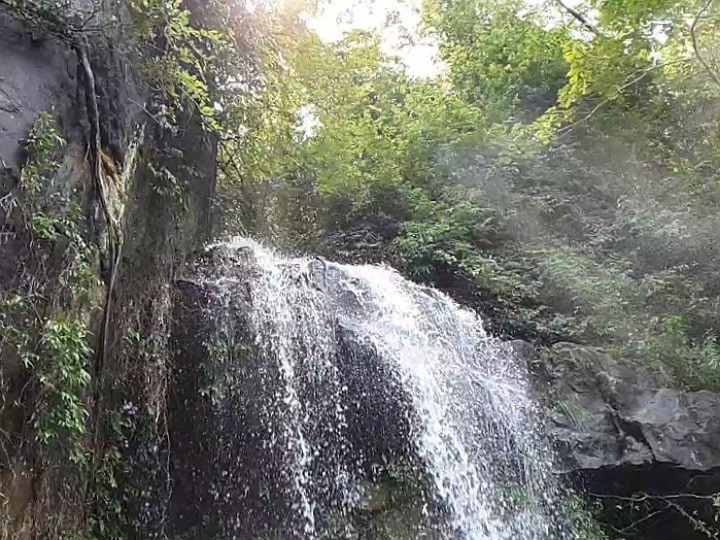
[541,342,720,474]
[169,251,423,539]
[0,3,218,535]
[0,3,147,167]
[0,13,75,167]
[526,341,720,539]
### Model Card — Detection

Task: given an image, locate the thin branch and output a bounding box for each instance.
[79,0,102,29]
[591,491,720,539]
[559,57,693,134]
[666,500,719,539]
[690,0,720,90]
[611,504,669,534]
[589,492,719,502]
[553,0,598,35]
[126,98,165,128]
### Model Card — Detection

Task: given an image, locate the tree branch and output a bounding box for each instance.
[589,492,719,502]
[590,492,720,539]
[558,57,693,134]
[553,0,598,35]
[73,34,126,506]
[690,0,720,90]
[608,504,670,535]
[666,500,719,539]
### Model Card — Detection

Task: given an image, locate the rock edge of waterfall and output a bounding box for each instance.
[170,241,571,540]
[170,241,720,540]
[514,340,720,538]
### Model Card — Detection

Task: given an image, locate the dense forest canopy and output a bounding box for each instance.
[212,0,720,392]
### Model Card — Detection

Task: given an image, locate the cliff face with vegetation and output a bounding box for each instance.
[0,1,218,536]
[1,0,720,538]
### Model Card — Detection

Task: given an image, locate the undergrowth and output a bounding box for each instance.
[0,111,100,537]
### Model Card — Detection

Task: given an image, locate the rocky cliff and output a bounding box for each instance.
[0,1,216,537]
[527,342,720,539]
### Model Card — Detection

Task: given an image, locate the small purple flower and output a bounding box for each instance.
[122,402,139,416]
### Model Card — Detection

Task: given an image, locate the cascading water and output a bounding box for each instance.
[173,238,573,540]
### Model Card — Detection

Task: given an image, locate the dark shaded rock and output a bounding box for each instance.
[168,250,440,540]
[335,323,416,466]
[507,339,538,361]
[0,13,75,167]
[542,343,720,474]
[0,2,218,536]
[169,277,273,538]
[526,342,720,539]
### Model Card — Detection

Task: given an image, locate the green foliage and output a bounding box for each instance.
[216,14,485,234]
[34,317,93,465]
[0,111,101,538]
[21,113,99,302]
[3,114,99,468]
[554,400,590,431]
[22,110,65,194]
[565,495,612,540]
[424,0,570,119]
[216,0,720,392]
[129,0,226,129]
[639,315,720,391]
[396,200,505,277]
[395,199,537,307]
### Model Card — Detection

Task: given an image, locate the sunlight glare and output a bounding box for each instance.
[306,0,443,78]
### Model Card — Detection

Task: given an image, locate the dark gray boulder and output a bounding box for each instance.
[540,342,720,474]
[526,341,720,539]
[0,13,75,167]
[168,248,436,540]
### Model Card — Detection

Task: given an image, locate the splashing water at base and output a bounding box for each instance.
[195,237,573,540]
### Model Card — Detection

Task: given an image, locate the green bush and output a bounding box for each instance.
[564,495,612,540]
[638,316,720,391]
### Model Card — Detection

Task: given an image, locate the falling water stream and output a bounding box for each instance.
[190,238,571,540]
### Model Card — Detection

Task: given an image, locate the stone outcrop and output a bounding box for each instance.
[0,2,216,537]
[539,343,720,472]
[530,341,720,538]
[0,12,75,168]
[168,245,440,540]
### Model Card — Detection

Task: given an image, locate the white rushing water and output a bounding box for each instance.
[198,237,572,540]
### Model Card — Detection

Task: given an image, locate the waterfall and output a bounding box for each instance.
[175,238,573,540]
